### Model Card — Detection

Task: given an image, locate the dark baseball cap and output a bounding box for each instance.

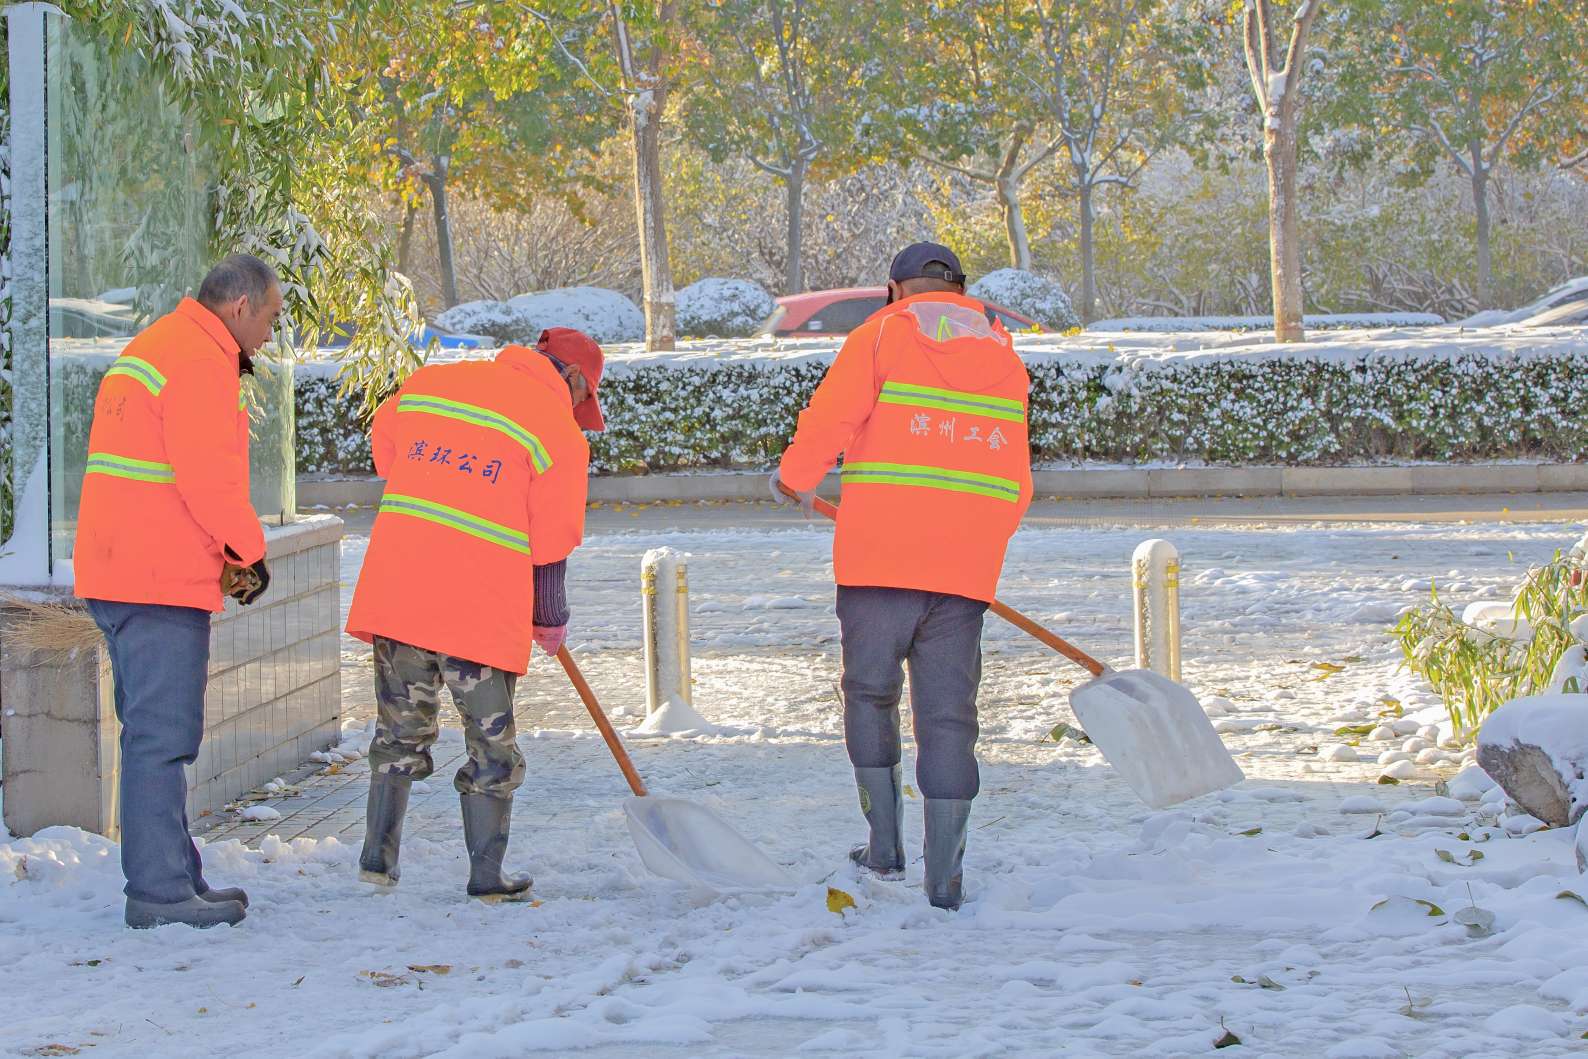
[888,242,967,285]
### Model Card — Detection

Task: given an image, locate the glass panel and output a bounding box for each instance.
[44,16,293,572]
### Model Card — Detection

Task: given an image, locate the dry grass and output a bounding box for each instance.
[1,597,103,663]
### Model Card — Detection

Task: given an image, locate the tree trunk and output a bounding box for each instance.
[994,128,1033,272]
[1471,160,1492,304]
[629,88,676,350]
[397,201,418,278]
[1264,122,1305,342]
[1078,180,1097,323]
[784,157,806,294]
[426,160,459,310]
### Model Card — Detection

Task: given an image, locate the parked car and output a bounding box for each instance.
[1458,276,1588,328]
[1519,299,1588,328]
[760,287,1043,337]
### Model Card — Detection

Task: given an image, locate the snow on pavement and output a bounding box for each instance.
[6,516,1588,1056]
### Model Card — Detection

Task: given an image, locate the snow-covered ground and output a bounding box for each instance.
[7,515,1588,1056]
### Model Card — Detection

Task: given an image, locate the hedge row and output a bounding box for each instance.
[294,351,1588,476]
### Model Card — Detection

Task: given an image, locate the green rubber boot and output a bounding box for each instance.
[923,798,972,911]
[848,765,906,880]
[358,773,412,887]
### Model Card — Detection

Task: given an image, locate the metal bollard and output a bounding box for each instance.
[641,547,693,716]
[1132,539,1182,681]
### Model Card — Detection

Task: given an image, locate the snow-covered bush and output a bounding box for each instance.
[434,287,645,346]
[434,300,524,344]
[294,345,1588,477]
[675,278,775,338]
[506,286,644,344]
[968,269,1080,331]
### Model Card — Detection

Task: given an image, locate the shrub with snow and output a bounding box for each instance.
[675,278,775,338]
[434,300,523,344]
[968,269,1080,331]
[506,286,644,345]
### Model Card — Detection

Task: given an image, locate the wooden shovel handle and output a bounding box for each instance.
[557,645,649,797]
[788,484,1108,678]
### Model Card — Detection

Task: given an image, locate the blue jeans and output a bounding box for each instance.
[836,586,988,800]
[86,599,212,904]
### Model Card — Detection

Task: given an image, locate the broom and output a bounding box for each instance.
[1,597,105,665]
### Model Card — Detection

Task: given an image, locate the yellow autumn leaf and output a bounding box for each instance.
[407,964,452,975]
[826,887,856,914]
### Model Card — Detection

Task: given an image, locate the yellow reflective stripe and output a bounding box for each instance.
[841,461,1021,503]
[379,493,531,555]
[85,452,176,484]
[879,381,1025,423]
[397,394,551,473]
[104,357,167,397]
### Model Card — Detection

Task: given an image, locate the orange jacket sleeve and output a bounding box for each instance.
[163,358,266,564]
[527,415,590,565]
[777,318,886,491]
[370,389,401,479]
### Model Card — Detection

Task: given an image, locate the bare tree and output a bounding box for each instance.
[1242,0,1323,342]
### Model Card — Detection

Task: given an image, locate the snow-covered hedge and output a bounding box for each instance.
[294,345,1588,475]
[1089,312,1446,332]
[675,278,775,338]
[968,269,1080,331]
[435,287,644,345]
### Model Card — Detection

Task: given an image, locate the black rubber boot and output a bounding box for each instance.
[358,773,412,887]
[461,793,533,902]
[923,798,972,911]
[848,765,906,880]
[199,886,250,909]
[125,895,245,929]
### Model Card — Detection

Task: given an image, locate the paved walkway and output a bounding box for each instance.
[198,491,1582,848]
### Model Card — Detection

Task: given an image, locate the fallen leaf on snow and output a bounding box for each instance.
[826,887,856,914]
[408,965,452,975]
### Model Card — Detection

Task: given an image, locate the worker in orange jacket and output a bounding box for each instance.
[75,253,283,929]
[771,242,1033,911]
[346,328,603,901]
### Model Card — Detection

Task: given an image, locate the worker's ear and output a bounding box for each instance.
[885,280,899,305]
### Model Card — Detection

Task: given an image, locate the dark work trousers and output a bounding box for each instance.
[86,598,212,905]
[836,585,989,800]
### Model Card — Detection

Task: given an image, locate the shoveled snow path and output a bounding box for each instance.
[5,518,1588,1056]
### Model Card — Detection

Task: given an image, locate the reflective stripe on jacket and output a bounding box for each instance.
[345,345,590,674]
[778,292,1033,602]
[74,297,264,612]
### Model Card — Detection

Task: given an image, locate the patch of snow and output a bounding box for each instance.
[966,269,1080,331]
[238,805,281,822]
[632,696,722,737]
[1479,693,1588,820]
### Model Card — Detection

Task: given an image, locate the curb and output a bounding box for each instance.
[296,463,1588,509]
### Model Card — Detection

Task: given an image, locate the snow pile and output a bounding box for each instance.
[632,696,723,736]
[675,278,775,338]
[967,268,1080,331]
[1088,312,1446,332]
[507,286,644,344]
[434,287,644,345]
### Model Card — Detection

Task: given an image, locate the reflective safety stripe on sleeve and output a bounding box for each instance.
[878,381,1025,423]
[103,357,168,397]
[378,493,532,554]
[841,461,1022,503]
[397,394,552,472]
[85,452,176,484]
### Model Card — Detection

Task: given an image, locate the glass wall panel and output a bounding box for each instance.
[44,14,293,572]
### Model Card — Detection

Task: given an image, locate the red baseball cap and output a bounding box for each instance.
[536,327,606,432]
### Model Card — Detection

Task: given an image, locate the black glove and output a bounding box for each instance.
[236,557,271,605]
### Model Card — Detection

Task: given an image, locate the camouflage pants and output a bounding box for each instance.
[368,636,526,798]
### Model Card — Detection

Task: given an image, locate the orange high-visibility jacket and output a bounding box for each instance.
[779,291,1033,602]
[346,346,590,674]
[74,297,265,612]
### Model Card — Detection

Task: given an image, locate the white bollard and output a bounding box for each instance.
[641,547,693,718]
[1132,539,1182,682]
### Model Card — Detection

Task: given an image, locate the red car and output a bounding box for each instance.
[760,287,1043,337]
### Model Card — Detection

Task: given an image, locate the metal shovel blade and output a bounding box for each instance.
[1069,668,1244,809]
[622,795,796,891]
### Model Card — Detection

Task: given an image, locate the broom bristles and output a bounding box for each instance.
[1,597,105,662]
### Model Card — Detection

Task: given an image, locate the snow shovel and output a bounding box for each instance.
[555,645,794,890]
[791,489,1243,809]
